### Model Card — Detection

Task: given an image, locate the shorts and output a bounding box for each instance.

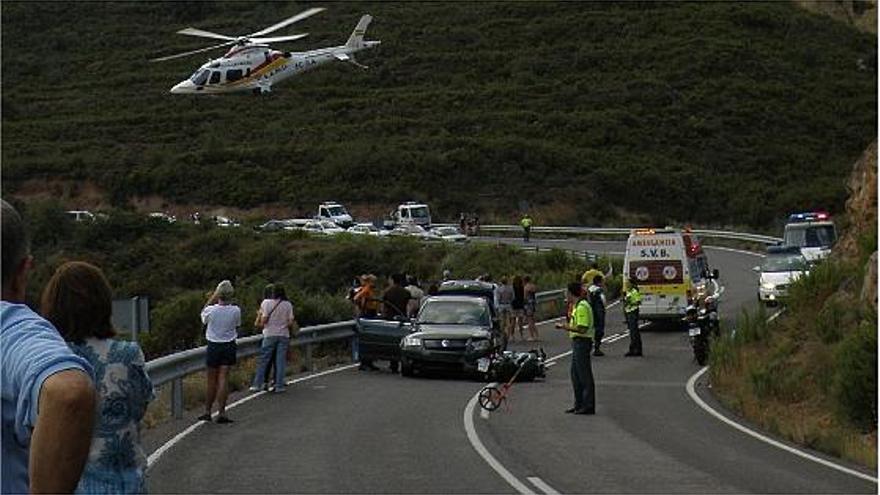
[206,341,237,367]
[512,308,525,318]
[524,302,536,317]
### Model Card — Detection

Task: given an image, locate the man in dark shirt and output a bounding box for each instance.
[383,273,411,320]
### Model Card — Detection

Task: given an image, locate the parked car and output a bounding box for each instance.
[357,290,505,378]
[431,226,468,243]
[148,212,177,223]
[754,245,809,305]
[347,223,384,236]
[783,211,837,262]
[387,223,439,241]
[254,219,296,233]
[65,210,96,222]
[303,220,345,236]
[214,215,241,228]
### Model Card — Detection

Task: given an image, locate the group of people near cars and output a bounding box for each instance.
[492,275,539,342]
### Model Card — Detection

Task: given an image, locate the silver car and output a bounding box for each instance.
[754,246,809,305]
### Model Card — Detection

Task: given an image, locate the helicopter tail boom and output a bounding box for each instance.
[345,15,373,49]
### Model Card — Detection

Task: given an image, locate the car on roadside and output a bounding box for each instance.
[65,210,96,222]
[214,215,241,228]
[387,223,439,241]
[254,219,297,233]
[148,212,177,223]
[347,223,384,236]
[431,226,468,243]
[357,294,503,378]
[303,220,345,236]
[783,211,837,262]
[754,245,809,306]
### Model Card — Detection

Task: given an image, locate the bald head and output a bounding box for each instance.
[2,200,30,300]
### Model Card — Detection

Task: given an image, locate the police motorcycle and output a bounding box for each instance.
[684,298,718,366]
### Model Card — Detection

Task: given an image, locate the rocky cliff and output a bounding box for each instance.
[835,140,877,308]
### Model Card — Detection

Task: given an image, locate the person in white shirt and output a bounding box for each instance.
[199,280,241,423]
[250,284,296,393]
[405,276,424,318]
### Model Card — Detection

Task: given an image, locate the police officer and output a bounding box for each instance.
[587,274,606,356]
[624,278,643,357]
[520,214,533,242]
[555,282,595,415]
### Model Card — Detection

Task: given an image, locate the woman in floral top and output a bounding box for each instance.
[41,261,154,494]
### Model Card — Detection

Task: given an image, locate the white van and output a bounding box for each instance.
[783,212,837,262]
[65,210,95,222]
[623,228,717,321]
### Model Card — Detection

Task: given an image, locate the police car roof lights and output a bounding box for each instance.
[788,211,831,223]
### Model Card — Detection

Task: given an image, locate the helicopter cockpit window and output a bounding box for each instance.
[209,71,221,84]
[226,69,243,82]
[190,70,209,86]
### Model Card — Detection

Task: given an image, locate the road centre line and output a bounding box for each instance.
[527,476,561,495]
[685,308,877,485]
[147,363,360,468]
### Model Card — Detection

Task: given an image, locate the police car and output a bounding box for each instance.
[754,245,809,305]
[783,211,837,262]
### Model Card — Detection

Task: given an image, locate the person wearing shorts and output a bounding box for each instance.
[523,276,538,341]
[200,280,241,423]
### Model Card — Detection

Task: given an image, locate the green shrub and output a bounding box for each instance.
[833,318,878,431]
[140,290,206,359]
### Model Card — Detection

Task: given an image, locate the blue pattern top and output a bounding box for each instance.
[69,338,154,494]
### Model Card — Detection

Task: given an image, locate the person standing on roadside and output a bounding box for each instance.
[405,275,424,318]
[587,275,607,356]
[200,280,240,423]
[624,278,643,357]
[511,275,527,341]
[254,284,276,390]
[555,282,595,415]
[520,213,533,242]
[353,274,379,318]
[41,261,154,494]
[251,284,296,394]
[1,200,96,494]
[523,276,539,341]
[383,274,411,320]
[495,277,514,342]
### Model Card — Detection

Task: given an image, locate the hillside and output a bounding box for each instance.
[1,2,876,228]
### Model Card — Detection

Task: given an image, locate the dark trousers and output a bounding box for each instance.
[626,310,642,354]
[593,313,605,351]
[523,226,531,242]
[570,337,595,412]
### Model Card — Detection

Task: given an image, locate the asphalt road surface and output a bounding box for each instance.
[145,239,876,494]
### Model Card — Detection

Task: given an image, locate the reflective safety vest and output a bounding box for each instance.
[624,288,642,313]
[568,299,594,339]
[521,217,533,228]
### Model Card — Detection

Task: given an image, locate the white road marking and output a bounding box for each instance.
[464,391,537,494]
[147,363,359,468]
[685,307,876,484]
[704,245,766,258]
[527,476,561,495]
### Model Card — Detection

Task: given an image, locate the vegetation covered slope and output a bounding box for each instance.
[1,2,876,228]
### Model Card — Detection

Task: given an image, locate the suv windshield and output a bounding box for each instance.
[419,300,489,326]
[784,224,837,248]
[762,254,808,273]
[410,207,429,219]
[327,206,347,216]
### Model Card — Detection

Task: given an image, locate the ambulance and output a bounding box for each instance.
[623,228,719,321]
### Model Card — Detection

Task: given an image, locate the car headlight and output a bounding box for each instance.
[402,336,422,347]
[761,282,775,290]
[470,339,490,351]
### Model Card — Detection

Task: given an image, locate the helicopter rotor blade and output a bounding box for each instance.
[248,7,324,37]
[248,33,309,44]
[176,27,236,41]
[150,40,236,62]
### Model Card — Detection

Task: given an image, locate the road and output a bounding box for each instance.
[145,239,876,494]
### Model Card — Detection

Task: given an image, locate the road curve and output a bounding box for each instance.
[145,240,876,494]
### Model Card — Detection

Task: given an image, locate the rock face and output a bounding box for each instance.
[795,0,878,34]
[863,251,878,310]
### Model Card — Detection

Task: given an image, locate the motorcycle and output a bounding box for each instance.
[685,297,718,366]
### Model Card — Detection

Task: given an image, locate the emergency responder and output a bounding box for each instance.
[624,278,643,357]
[555,282,595,415]
[581,262,602,288]
[587,274,606,356]
[520,214,533,242]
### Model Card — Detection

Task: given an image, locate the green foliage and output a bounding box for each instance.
[1,2,875,227]
[140,290,206,358]
[833,316,878,431]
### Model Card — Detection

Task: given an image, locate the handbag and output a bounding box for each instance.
[289,319,300,337]
[254,301,281,330]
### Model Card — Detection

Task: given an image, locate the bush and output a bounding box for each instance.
[833,317,878,431]
[140,290,206,359]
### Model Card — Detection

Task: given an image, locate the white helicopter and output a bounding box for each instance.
[152,8,380,95]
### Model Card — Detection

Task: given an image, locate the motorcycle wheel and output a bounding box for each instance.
[694,339,708,366]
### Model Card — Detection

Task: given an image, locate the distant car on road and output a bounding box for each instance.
[387,223,439,241]
[783,211,837,262]
[357,295,503,378]
[431,226,468,243]
[65,210,96,222]
[754,245,809,306]
[214,215,241,228]
[347,223,384,236]
[254,219,297,233]
[303,220,345,236]
[148,212,177,223]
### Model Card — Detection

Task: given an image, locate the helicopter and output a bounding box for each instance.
[152,8,380,95]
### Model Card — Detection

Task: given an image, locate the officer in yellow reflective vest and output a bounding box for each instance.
[624,278,643,357]
[520,214,533,242]
[555,282,595,415]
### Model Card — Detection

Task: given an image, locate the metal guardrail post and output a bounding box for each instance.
[171,378,183,419]
[305,343,314,371]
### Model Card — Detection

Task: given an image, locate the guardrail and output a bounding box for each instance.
[465,225,783,245]
[146,290,566,419]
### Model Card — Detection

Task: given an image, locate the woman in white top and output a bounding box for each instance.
[250,284,296,393]
[199,280,241,423]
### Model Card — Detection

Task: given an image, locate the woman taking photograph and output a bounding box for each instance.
[251,284,296,393]
[41,261,154,494]
[200,279,241,423]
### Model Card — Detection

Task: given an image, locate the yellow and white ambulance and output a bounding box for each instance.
[623,228,717,321]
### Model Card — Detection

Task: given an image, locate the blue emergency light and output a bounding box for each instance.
[788,211,830,223]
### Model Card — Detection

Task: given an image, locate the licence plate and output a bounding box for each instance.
[477,358,490,373]
[688,327,701,337]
